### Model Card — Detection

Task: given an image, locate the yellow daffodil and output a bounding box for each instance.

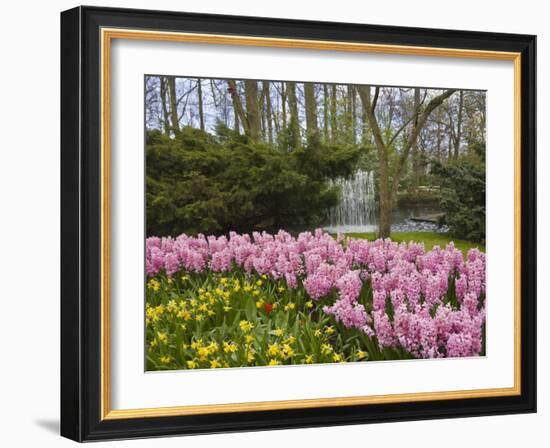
[198,303,208,312]
[177,310,191,320]
[284,336,296,345]
[147,279,160,291]
[282,344,294,357]
[267,343,280,357]
[167,299,178,313]
[197,347,210,361]
[191,339,203,350]
[157,331,168,344]
[210,359,221,368]
[239,320,254,332]
[223,341,238,353]
[321,343,333,356]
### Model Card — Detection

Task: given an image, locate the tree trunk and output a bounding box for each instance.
[411,88,421,189]
[454,90,464,158]
[227,80,247,134]
[259,88,266,138]
[330,85,337,142]
[167,77,179,133]
[357,86,392,238]
[323,84,329,142]
[159,77,170,134]
[435,107,442,161]
[287,81,300,149]
[262,81,273,144]
[244,80,261,139]
[281,82,287,130]
[348,86,356,143]
[233,107,240,132]
[197,79,205,131]
[304,82,318,140]
[361,95,369,145]
[272,85,280,134]
[357,85,456,238]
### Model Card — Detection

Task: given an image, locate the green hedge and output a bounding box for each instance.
[146,126,360,236]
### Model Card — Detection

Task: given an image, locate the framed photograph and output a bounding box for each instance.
[60,6,536,441]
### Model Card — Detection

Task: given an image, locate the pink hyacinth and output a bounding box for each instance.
[145,229,486,359]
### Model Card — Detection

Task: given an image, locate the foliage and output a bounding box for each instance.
[396,189,439,206]
[432,157,486,243]
[146,126,360,236]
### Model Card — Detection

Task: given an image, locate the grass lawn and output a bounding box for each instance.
[345,231,485,253]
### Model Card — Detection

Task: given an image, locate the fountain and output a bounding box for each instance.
[325,170,378,234]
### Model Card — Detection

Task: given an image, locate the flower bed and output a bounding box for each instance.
[145,230,485,370]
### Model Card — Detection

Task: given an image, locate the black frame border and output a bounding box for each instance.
[61,5,536,442]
